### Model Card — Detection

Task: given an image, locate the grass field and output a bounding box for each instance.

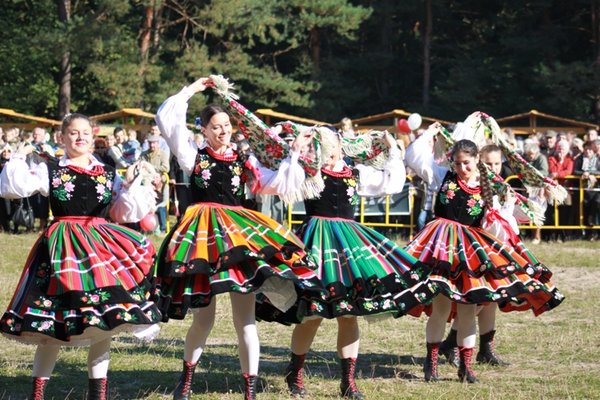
[1,233,599,399]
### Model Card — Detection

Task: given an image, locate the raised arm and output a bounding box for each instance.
[355,132,406,197]
[404,125,448,190]
[156,78,212,175]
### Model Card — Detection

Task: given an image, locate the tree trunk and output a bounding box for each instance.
[422,0,432,110]
[57,0,72,119]
[140,4,153,62]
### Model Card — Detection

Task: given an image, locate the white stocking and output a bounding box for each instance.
[477,303,497,335]
[32,345,60,378]
[425,296,451,343]
[231,292,260,375]
[336,317,360,359]
[456,303,477,348]
[88,338,111,379]
[184,298,217,363]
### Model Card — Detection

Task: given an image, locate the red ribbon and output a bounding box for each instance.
[484,208,519,245]
[244,159,262,193]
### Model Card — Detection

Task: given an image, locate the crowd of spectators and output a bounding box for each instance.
[1,120,599,242]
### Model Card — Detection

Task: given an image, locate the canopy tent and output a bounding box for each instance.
[495,109,598,135]
[0,108,61,130]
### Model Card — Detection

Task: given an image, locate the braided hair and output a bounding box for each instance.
[451,139,494,211]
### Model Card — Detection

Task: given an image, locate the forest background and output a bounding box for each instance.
[3,0,600,125]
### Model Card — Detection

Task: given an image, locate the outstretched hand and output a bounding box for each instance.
[291,130,315,153]
[188,77,213,94]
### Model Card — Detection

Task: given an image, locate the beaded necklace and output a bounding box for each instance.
[321,165,353,178]
[206,146,238,162]
[457,177,481,195]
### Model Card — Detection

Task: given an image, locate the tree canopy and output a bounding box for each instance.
[1,0,599,124]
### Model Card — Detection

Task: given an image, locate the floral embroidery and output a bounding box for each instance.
[51,168,76,201]
[91,173,113,203]
[229,163,244,196]
[81,290,110,305]
[344,177,359,205]
[193,153,216,189]
[31,320,55,333]
[439,179,484,216]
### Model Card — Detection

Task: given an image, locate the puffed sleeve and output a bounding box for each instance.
[404,130,448,191]
[246,151,306,195]
[0,154,49,199]
[355,146,406,197]
[109,174,157,223]
[156,87,198,175]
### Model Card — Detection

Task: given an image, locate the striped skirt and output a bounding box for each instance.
[256,216,437,323]
[404,218,564,316]
[154,203,325,320]
[0,217,161,346]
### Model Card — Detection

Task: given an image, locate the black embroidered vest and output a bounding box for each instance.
[434,171,486,227]
[304,168,359,219]
[189,148,245,206]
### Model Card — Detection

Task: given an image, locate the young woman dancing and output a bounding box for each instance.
[155,77,324,400]
[0,113,161,400]
[404,119,564,384]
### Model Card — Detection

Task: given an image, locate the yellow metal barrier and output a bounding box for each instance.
[286,174,600,237]
[505,174,600,231]
[287,183,417,238]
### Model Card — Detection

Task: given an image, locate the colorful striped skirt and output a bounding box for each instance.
[154,203,325,320]
[0,217,161,346]
[404,218,564,316]
[256,216,437,323]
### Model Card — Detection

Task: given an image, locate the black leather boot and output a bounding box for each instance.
[439,328,459,367]
[285,353,307,397]
[476,330,510,366]
[423,342,440,382]
[87,377,108,400]
[30,377,49,400]
[173,360,197,400]
[458,347,479,383]
[339,358,364,399]
[242,373,257,400]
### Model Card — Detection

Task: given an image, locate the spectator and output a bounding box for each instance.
[4,126,20,151]
[124,129,141,164]
[541,130,557,158]
[151,173,169,235]
[169,154,192,221]
[0,144,13,232]
[523,140,549,244]
[193,132,205,149]
[141,134,170,174]
[573,140,600,240]
[548,140,575,242]
[141,124,171,156]
[107,127,131,168]
[29,127,54,231]
[586,128,598,142]
[339,117,356,138]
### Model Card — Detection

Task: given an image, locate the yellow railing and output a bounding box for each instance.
[287,183,417,237]
[505,174,600,230]
[286,174,600,236]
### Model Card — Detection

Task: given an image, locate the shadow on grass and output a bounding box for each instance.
[0,343,433,398]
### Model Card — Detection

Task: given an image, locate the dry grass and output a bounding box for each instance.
[0,233,599,399]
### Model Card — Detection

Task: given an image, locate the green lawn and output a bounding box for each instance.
[0,233,599,399]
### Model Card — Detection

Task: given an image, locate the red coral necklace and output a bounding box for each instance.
[457,178,481,195]
[206,147,238,162]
